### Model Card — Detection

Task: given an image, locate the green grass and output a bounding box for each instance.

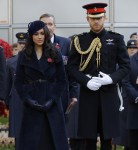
[0,116,8,125]
[97,145,123,150]
[0,147,14,150]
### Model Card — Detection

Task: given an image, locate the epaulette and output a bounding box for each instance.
[78,32,88,36]
[108,30,121,36]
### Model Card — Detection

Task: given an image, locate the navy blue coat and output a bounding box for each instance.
[5,55,23,139]
[15,50,69,150]
[123,52,138,129]
[67,29,130,139]
[0,47,6,100]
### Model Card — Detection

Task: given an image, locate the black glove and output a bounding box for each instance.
[25,99,45,112]
[43,99,55,111]
[25,98,55,112]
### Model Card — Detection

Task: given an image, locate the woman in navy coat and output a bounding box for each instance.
[15,20,69,150]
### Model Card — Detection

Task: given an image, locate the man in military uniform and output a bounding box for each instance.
[67,3,130,150]
[5,32,27,150]
[16,32,27,51]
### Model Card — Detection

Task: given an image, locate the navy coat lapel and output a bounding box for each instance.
[20,51,50,74]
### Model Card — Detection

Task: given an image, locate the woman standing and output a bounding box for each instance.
[15,20,69,150]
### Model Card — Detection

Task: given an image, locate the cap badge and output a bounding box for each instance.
[131,42,134,45]
[94,7,97,11]
[19,34,24,38]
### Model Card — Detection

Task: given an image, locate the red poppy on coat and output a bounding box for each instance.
[47,58,54,63]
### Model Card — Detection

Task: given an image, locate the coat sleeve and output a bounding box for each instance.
[0,47,6,100]
[14,52,31,101]
[110,35,130,83]
[67,39,90,87]
[5,60,13,106]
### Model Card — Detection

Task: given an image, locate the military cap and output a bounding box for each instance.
[82,3,107,18]
[27,20,45,35]
[16,32,28,44]
[127,39,137,48]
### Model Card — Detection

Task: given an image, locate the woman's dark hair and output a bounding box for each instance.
[24,25,58,62]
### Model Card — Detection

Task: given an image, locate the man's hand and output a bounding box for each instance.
[92,71,113,86]
[65,98,77,114]
[87,78,102,91]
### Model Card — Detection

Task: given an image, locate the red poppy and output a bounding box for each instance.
[55,43,60,49]
[47,58,54,63]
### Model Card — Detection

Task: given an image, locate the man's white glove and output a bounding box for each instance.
[92,71,113,86]
[87,78,102,91]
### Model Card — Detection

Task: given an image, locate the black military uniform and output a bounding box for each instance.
[67,3,130,150]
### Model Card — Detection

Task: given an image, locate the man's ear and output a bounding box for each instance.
[86,16,89,22]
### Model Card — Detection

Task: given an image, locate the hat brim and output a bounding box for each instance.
[87,13,105,18]
[127,46,137,48]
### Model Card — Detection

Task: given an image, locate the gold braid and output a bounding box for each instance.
[74,36,102,71]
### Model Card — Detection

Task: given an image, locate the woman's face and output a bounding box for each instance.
[32,28,45,46]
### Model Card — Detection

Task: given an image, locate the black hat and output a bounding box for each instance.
[82,3,107,18]
[16,32,28,43]
[127,40,137,48]
[27,20,45,35]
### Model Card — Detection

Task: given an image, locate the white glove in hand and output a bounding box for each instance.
[92,71,113,86]
[87,78,102,91]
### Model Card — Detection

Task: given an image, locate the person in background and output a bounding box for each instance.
[67,2,130,150]
[16,32,27,51]
[0,39,12,117]
[130,32,138,41]
[5,32,28,150]
[127,39,138,56]
[113,39,138,150]
[122,45,138,150]
[39,13,78,116]
[14,20,69,150]
[11,43,18,56]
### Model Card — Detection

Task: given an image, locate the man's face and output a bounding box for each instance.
[40,17,56,38]
[87,16,106,33]
[12,47,18,56]
[130,35,138,40]
[17,42,25,51]
[127,47,138,56]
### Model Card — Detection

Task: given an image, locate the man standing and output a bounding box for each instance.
[67,3,130,150]
[40,13,78,113]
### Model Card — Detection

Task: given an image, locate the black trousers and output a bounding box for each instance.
[69,138,112,150]
[129,129,138,150]
[70,96,113,150]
